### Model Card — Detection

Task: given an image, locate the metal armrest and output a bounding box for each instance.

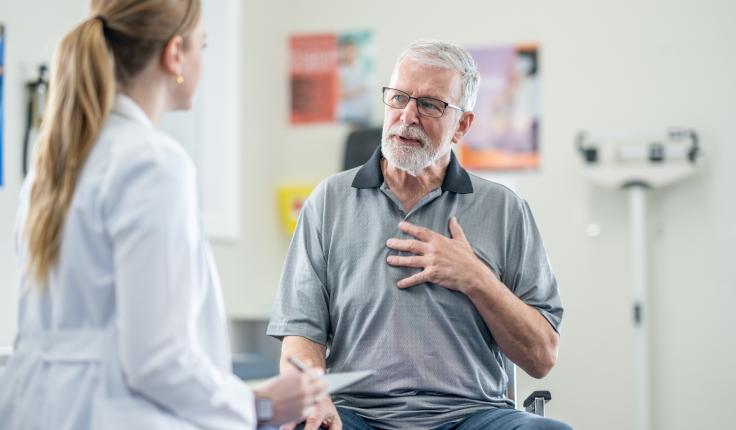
[523,390,551,416]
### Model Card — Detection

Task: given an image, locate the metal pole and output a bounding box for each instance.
[628,185,651,430]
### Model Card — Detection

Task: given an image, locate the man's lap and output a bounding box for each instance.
[445,407,572,430]
[331,406,573,430]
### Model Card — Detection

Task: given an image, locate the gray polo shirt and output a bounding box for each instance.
[267,148,563,430]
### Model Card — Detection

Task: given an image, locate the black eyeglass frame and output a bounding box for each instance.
[382,87,465,118]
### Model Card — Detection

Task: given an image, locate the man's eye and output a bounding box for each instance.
[419,100,442,112]
[393,95,409,104]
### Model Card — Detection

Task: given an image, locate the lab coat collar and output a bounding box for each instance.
[112,94,155,129]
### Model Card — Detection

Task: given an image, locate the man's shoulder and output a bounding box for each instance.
[461,173,534,222]
[327,167,364,188]
[311,167,365,199]
[299,167,367,226]
[466,173,524,203]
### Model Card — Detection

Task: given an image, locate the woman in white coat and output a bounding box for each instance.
[0,1,326,429]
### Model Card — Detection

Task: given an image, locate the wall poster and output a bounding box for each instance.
[290,31,374,126]
[458,44,540,171]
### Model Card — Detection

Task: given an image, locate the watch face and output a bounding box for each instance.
[256,396,273,422]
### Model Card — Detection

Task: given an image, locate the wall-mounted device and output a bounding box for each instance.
[575,127,699,189]
[576,127,700,430]
[23,64,48,177]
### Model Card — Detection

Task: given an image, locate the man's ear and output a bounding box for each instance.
[452,111,475,143]
[161,35,184,77]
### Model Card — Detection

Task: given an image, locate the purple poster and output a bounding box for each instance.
[458,44,540,171]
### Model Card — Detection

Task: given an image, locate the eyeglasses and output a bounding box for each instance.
[382,87,464,118]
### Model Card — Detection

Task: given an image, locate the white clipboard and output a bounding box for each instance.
[323,370,375,394]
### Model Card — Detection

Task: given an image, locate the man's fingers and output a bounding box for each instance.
[397,270,429,289]
[386,238,426,255]
[303,411,325,430]
[448,216,467,241]
[398,221,434,241]
[279,423,296,430]
[386,255,425,268]
[326,413,343,430]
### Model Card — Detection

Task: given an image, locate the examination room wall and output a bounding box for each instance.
[1,1,735,430]
[0,1,88,347]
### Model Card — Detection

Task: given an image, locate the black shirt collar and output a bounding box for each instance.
[351,146,474,194]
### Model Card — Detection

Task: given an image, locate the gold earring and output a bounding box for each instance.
[176,75,184,84]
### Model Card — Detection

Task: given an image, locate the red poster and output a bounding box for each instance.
[289,34,339,124]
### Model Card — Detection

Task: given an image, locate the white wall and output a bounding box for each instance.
[0,0,86,348]
[1,1,734,429]
[209,0,293,319]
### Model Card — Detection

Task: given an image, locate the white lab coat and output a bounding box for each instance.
[0,95,256,429]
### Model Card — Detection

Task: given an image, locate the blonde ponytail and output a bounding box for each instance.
[24,0,203,285]
[26,17,115,284]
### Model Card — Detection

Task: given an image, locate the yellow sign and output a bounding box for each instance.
[277,185,315,234]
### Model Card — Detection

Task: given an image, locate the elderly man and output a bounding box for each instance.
[268,40,571,430]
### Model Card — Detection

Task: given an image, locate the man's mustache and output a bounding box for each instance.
[388,125,428,146]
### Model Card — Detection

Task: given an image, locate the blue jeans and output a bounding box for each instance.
[334,406,573,430]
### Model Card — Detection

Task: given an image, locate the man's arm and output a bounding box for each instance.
[463,268,559,378]
[386,217,559,378]
[280,336,327,373]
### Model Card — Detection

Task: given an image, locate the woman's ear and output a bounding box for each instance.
[160,35,184,78]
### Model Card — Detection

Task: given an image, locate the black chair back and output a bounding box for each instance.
[343,127,382,170]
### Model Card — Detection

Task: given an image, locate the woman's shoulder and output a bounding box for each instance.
[99,115,195,179]
[86,117,198,217]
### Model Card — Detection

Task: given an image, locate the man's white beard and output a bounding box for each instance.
[381,124,450,176]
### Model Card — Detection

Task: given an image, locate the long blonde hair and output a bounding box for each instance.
[25,0,201,284]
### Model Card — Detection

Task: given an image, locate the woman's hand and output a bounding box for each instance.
[254,367,327,427]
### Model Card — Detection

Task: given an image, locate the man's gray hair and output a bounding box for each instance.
[394,40,480,111]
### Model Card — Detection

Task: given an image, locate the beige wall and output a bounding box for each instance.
[1,1,734,429]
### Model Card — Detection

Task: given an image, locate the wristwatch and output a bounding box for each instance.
[255,394,273,424]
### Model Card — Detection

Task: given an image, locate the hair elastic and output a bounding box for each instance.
[95,15,108,30]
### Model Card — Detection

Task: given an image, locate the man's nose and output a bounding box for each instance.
[400,98,420,125]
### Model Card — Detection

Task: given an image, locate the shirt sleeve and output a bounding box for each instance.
[267,182,331,346]
[503,199,564,333]
[102,140,255,430]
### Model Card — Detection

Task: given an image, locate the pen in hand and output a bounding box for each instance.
[287,356,328,406]
[287,356,310,373]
